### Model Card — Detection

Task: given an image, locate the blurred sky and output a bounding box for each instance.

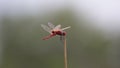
[72,0,120,35]
[0,0,120,34]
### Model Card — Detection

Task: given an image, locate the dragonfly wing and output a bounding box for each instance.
[48,22,55,29]
[61,26,71,30]
[54,24,61,31]
[41,24,51,33]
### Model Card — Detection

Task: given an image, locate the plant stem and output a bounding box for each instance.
[64,36,68,68]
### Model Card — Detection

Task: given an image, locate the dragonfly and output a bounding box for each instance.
[41,22,71,40]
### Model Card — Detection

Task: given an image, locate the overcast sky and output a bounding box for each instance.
[72,0,120,33]
[0,0,120,34]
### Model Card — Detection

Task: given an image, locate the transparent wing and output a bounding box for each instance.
[41,24,51,33]
[61,26,71,30]
[48,22,55,29]
[54,24,61,31]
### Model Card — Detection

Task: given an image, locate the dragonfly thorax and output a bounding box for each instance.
[52,31,66,36]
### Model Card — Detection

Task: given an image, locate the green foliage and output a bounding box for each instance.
[2,9,109,68]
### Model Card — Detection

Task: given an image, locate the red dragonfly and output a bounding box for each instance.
[41,22,71,40]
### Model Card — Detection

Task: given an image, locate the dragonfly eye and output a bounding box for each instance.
[63,32,66,36]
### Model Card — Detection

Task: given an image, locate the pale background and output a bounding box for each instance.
[0,0,120,68]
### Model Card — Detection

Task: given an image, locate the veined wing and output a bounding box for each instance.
[48,22,55,29]
[61,26,71,30]
[54,24,61,31]
[41,24,51,33]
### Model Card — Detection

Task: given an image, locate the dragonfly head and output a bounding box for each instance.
[62,32,66,36]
